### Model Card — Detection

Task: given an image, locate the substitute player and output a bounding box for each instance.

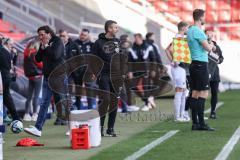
[165,21,191,122]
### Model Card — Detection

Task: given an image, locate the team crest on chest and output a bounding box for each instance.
[86,45,91,52]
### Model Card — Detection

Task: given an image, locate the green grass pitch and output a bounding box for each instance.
[4,90,240,160]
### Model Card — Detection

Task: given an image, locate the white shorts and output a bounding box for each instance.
[171,66,186,89]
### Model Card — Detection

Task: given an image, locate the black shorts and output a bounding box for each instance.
[189,60,209,91]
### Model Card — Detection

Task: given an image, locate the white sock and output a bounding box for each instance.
[180,90,188,118]
[174,92,183,119]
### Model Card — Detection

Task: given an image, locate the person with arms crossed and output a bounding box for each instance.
[187,9,215,131]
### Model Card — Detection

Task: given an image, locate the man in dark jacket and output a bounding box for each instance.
[145,32,163,109]
[0,38,20,121]
[54,29,81,125]
[145,32,162,65]
[59,29,80,60]
[24,25,64,137]
[93,20,123,137]
[74,28,96,109]
[128,33,156,112]
[75,28,94,54]
[205,29,224,119]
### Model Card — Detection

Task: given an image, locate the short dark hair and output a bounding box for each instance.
[81,28,89,33]
[193,9,205,21]
[177,21,188,32]
[58,29,67,34]
[120,34,129,42]
[134,33,143,38]
[37,25,55,36]
[104,20,117,32]
[146,32,154,39]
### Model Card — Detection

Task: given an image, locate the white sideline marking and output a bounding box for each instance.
[124,130,179,160]
[204,102,224,114]
[150,131,168,133]
[214,126,240,160]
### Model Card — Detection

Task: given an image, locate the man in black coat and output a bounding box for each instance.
[52,29,82,125]
[128,33,156,112]
[24,25,64,137]
[145,32,162,65]
[0,38,20,121]
[74,28,94,54]
[145,32,163,109]
[205,30,224,119]
[93,20,124,137]
[74,29,96,109]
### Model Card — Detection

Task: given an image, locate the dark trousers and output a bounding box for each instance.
[210,81,219,114]
[185,75,192,111]
[25,77,42,114]
[126,82,136,106]
[98,74,118,129]
[3,81,19,120]
[73,75,95,109]
[120,85,127,112]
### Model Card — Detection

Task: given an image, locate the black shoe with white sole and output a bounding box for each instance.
[210,113,217,119]
[54,118,67,125]
[192,124,200,130]
[198,124,215,131]
[106,128,117,137]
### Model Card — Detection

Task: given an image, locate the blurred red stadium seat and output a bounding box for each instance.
[0,19,26,41]
[0,19,11,32]
[129,0,240,41]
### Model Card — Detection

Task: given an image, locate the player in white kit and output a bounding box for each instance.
[165,21,191,122]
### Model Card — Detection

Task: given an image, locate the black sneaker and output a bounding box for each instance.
[106,128,117,137]
[192,124,200,130]
[54,118,67,125]
[210,113,217,119]
[198,124,215,131]
[101,126,104,137]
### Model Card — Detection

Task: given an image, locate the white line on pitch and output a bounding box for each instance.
[214,126,240,160]
[205,102,224,114]
[124,130,179,160]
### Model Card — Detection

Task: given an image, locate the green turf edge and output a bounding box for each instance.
[89,90,240,160]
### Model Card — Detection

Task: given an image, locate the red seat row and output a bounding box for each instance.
[0,19,26,41]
